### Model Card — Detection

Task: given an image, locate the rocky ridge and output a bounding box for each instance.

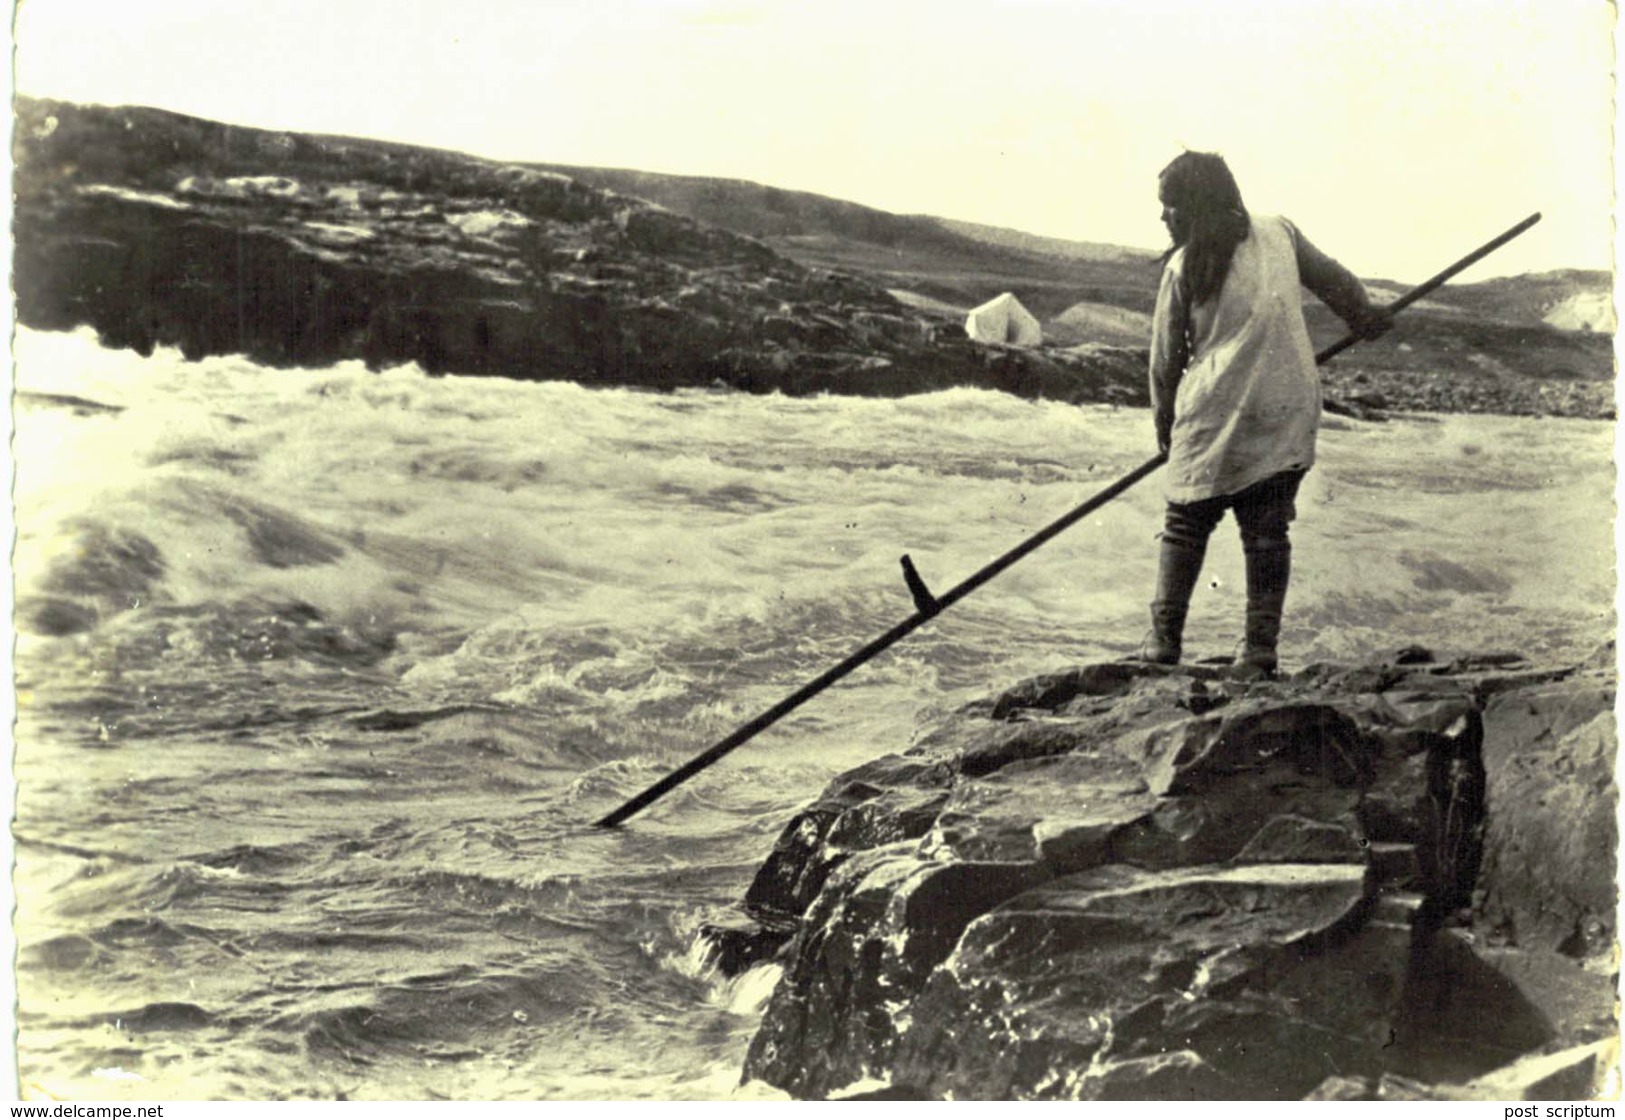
[708,649,1619,1100]
[13,97,1143,407]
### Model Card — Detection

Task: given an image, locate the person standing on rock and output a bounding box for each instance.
[1142,151,1391,678]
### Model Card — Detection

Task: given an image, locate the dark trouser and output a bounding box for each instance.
[1151,469,1305,669]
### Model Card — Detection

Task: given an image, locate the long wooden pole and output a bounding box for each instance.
[1314,212,1541,364]
[593,453,1165,828]
[593,211,1542,828]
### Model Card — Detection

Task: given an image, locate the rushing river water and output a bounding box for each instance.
[10,326,1615,1100]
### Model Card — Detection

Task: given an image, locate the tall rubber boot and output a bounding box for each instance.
[1240,541,1291,677]
[1146,536,1207,664]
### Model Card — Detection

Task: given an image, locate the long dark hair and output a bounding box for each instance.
[1158,151,1251,304]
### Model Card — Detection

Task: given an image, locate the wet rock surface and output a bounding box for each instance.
[724,649,1618,1100]
[1476,680,1619,958]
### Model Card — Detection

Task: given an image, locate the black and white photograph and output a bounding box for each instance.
[7,0,1619,1104]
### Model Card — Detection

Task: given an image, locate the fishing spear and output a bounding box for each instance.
[594,211,1541,828]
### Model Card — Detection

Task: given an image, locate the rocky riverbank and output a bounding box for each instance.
[14,97,1614,421]
[709,649,1618,1100]
[13,97,1144,408]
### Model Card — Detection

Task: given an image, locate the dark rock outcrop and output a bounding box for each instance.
[1475,679,1619,958]
[720,651,1617,1100]
[13,97,1144,406]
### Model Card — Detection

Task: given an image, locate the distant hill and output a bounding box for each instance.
[1422,269,1615,333]
[530,162,1613,342]
[932,217,1154,266]
[13,97,1151,407]
[529,163,1163,322]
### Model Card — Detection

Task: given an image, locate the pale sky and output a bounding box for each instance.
[12,0,1618,281]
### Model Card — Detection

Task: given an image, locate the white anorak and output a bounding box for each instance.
[1149,214,1373,504]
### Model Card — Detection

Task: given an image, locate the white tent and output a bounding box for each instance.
[964,292,1043,347]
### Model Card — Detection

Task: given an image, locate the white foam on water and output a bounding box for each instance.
[12,324,1616,1100]
[717,964,784,1018]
